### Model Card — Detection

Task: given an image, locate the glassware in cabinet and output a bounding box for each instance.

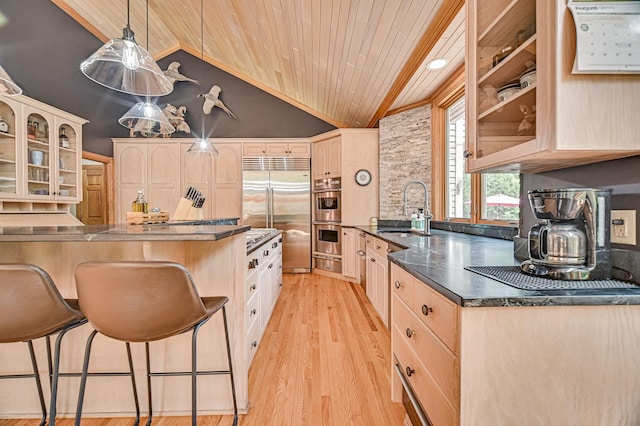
[0,98,18,197]
[55,121,80,199]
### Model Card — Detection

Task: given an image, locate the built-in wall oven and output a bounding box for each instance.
[313,178,341,223]
[313,177,342,273]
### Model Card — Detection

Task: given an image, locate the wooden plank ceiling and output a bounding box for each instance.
[54,0,465,128]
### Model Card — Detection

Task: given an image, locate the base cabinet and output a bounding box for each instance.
[245,234,283,365]
[390,263,640,425]
[341,228,358,280]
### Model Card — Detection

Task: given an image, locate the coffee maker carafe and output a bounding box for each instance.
[521,188,612,280]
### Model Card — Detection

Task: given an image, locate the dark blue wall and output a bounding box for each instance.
[0,0,335,157]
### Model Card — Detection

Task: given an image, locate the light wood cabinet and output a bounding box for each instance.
[311,129,379,226]
[0,94,86,210]
[114,139,242,223]
[466,0,640,173]
[311,136,341,180]
[341,227,358,279]
[365,235,390,327]
[246,234,282,365]
[243,141,310,158]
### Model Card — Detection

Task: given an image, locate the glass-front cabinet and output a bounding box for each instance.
[0,94,86,210]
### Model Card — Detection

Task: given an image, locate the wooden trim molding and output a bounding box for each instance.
[368,0,465,127]
[82,151,115,225]
[428,65,466,109]
[51,0,109,43]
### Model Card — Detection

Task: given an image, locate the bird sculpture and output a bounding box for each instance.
[163,62,199,85]
[199,85,236,118]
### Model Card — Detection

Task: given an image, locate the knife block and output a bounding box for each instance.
[171,197,204,221]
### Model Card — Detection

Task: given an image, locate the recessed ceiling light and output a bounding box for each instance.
[426,58,449,70]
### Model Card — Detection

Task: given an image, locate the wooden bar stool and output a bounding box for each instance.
[0,263,87,426]
[74,261,238,426]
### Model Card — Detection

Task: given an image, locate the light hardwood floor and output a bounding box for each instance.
[1,273,407,426]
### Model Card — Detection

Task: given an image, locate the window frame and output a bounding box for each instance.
[430,66,518,227]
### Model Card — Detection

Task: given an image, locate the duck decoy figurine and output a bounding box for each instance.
[199,85,236,118]
[163,62,199,85]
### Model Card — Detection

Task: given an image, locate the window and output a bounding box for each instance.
[433,80,520,225]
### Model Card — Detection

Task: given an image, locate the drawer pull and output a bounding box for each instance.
[394,280,403,289]
[250,308,257,316]
[263,249,270,256]
[406,366,415,377]
[422,304,433,316]
[405,328,415,338]
[251,341,257,348]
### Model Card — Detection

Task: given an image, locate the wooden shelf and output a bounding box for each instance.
[479,0,536,48]
[479,35,537,86]
[0,132,16,138]
[478,84,536,122]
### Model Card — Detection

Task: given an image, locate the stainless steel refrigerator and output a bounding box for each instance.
[242,157,311,273]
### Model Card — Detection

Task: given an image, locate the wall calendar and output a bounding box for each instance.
[568,1,640,74]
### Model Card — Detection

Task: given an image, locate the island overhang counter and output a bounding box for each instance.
[0,223,252,420]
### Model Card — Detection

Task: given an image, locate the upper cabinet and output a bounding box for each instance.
[466,0,640,173]
[243,140,310,158]
[0,94,87,209]
[311,136,341,180]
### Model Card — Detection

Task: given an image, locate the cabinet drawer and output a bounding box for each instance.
[393,325,457,426]
[393,295,458,404]
[413,282,459,354]
[246,292,260,332]
[246,272,258,300]
[246,320,260,365]
[372,237,388,258]
[391,265,415,307]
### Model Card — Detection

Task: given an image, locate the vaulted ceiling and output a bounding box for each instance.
[54,0,465,128]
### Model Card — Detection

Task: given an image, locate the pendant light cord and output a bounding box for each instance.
[200,0,205,139]
[127,0,131,29]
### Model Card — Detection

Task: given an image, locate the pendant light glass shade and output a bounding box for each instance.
[0,65,23,96]
[80,27,173,97]
[118,101,175,135]
[187,139,220,156]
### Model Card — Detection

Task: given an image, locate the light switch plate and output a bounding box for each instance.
[611,210,637,245]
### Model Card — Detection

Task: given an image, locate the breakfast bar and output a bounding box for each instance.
[0,223,250,419]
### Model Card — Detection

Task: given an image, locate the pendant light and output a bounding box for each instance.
[118,0,174,136]
[187,0,219,156]
[0,65,22,96]
[80,0,172,97]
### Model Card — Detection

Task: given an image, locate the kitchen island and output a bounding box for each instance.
[0,223,251,419]
[356,227,640,425]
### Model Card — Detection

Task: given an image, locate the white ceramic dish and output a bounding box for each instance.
[520,68,537,89]
[497,83,521,102]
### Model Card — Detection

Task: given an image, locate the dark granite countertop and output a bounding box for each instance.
[0,220,250,242]
[354,225,640,307]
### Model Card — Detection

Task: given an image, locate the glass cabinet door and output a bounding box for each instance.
[25,109,53,198]
[55,121,80,200]
[0,98,18,198]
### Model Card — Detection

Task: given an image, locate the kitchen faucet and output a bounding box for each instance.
[402,180,432,234]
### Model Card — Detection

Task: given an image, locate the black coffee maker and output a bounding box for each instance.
[521,188,612,280]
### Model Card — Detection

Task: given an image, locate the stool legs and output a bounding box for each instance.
[222,306,238,426]
[75,331,141,426]
[26,340,47,426]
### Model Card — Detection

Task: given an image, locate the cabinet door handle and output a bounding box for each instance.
[406,366,415,377]
[405,328,415,338]
[394,280,403,289]
[422,304,433,316]
[463,150,473,158]
[263,249,270,256]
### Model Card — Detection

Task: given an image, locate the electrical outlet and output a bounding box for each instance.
[611,210,637,245]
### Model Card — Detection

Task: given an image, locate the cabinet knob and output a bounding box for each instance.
[268,263,273,269]
[251,341,257,348]
[406,366,415,377]
[370,258,376,263]
[250,284,256,291]
[405,328,415,338]
[251,308,257,316]
[463,150,473,158]
[394,280,403,289]
[375,245,381,250]
[421,304,433,316]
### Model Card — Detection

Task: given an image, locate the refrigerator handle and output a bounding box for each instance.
[265,188,270,228]
[270,188,275,228]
